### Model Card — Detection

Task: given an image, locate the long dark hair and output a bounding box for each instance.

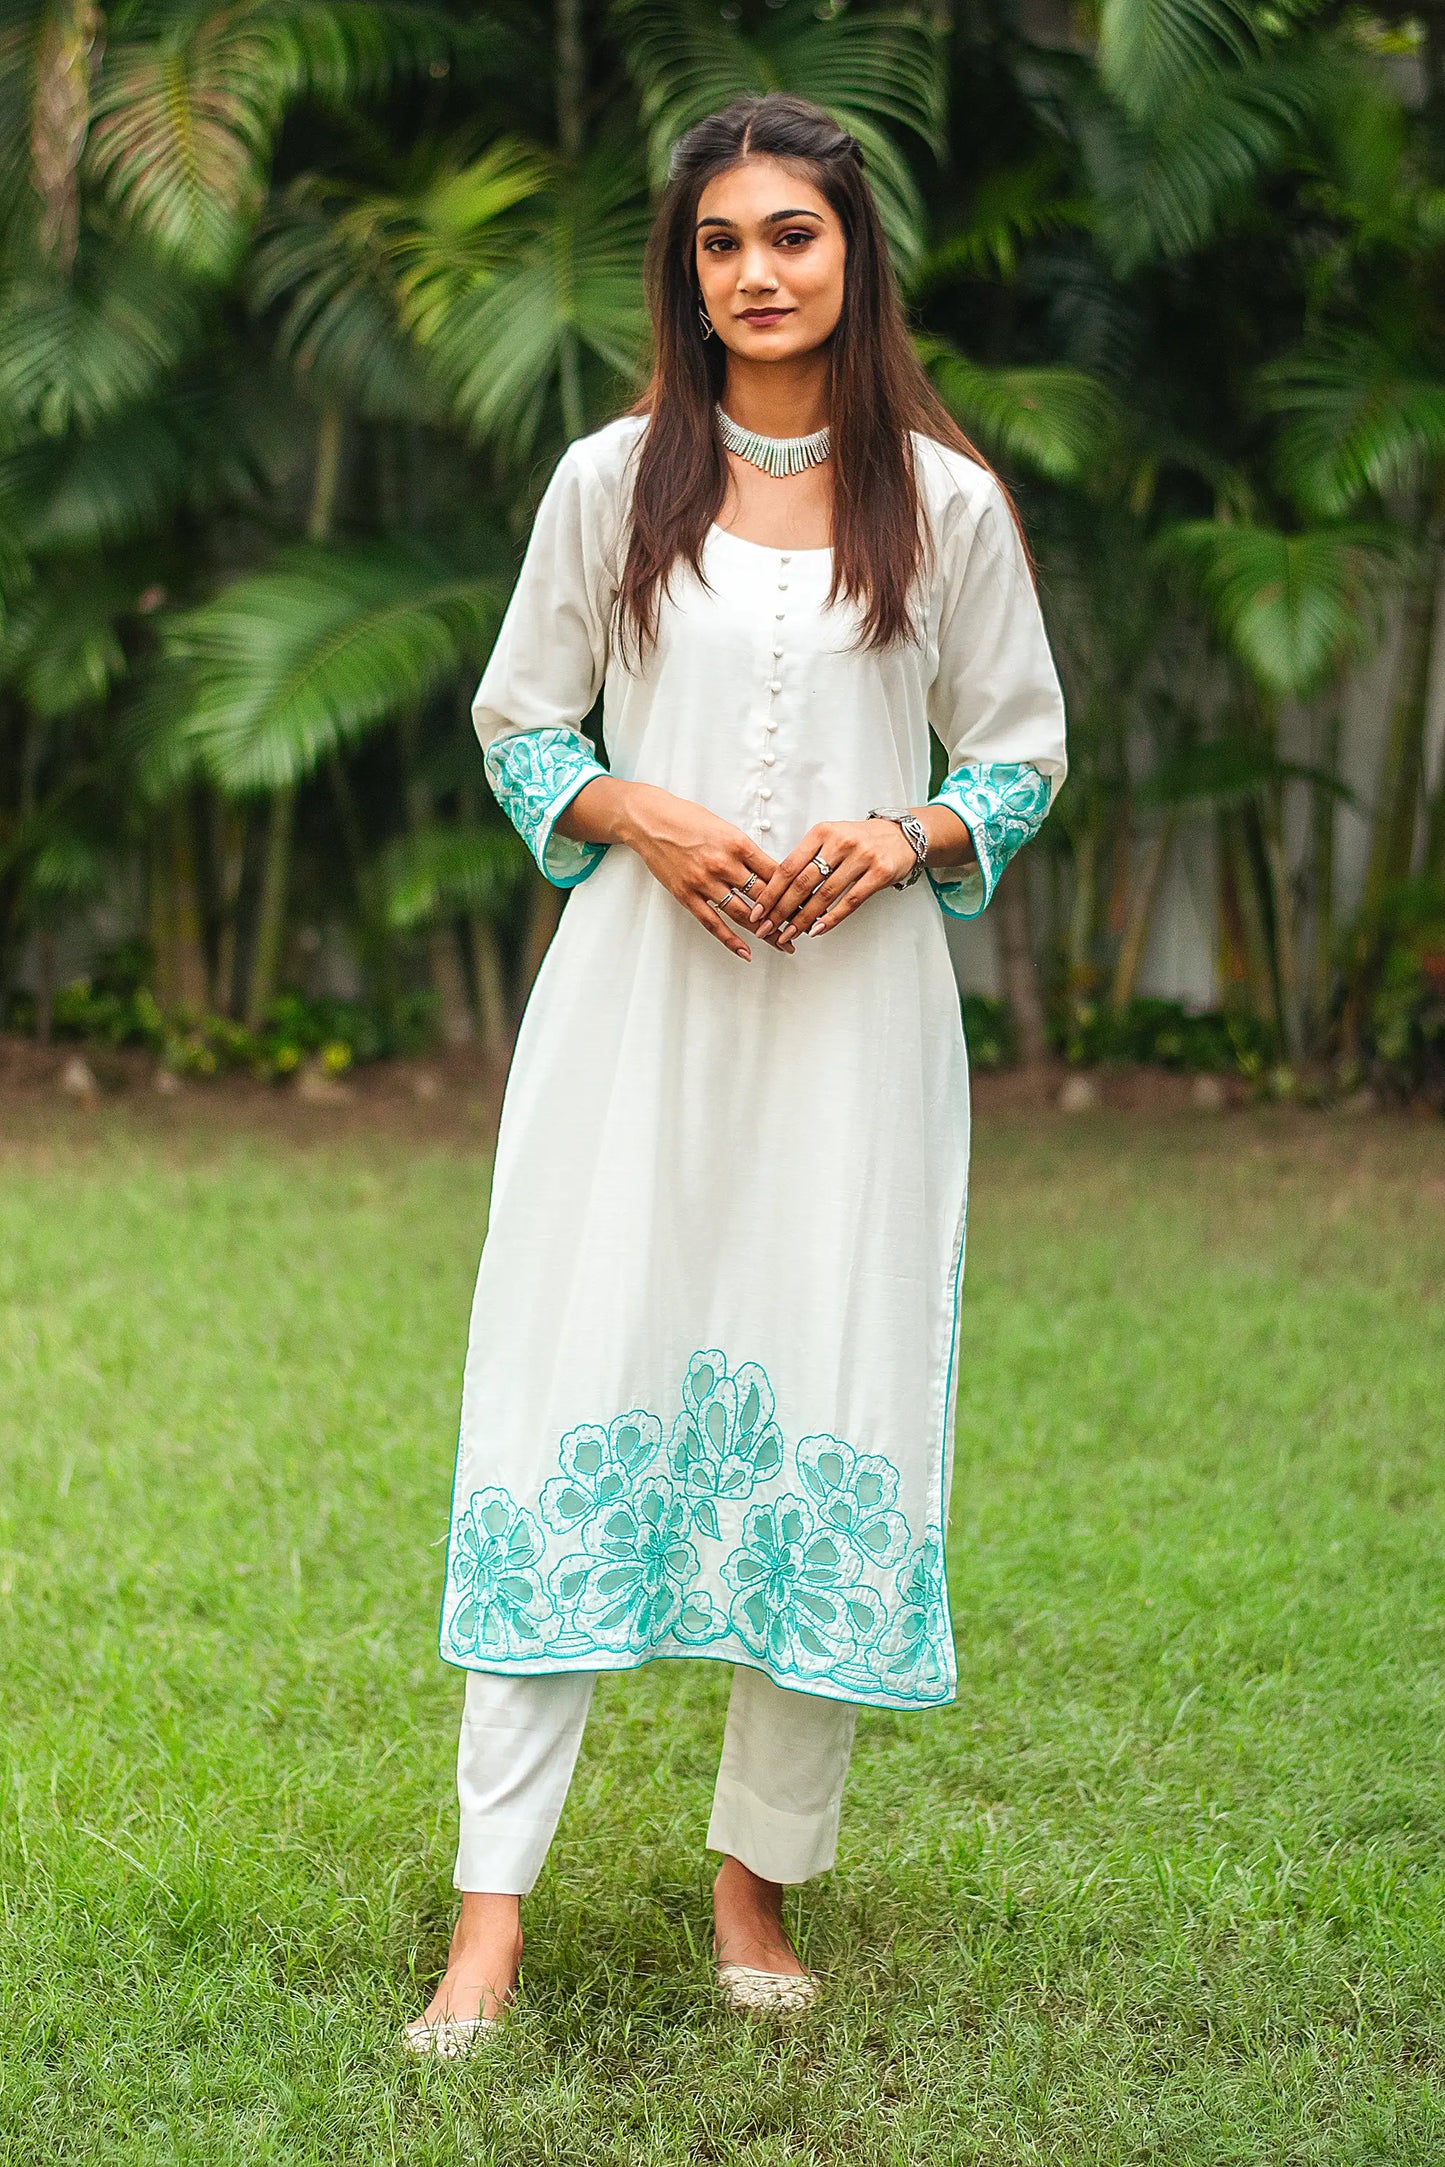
[619,92,1032,657]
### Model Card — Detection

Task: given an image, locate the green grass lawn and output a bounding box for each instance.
[2,1103,1443,2164]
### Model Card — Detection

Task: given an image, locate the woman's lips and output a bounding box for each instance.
[738,308,791,326]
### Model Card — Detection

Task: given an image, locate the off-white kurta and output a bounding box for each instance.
[438,415,1067,1712]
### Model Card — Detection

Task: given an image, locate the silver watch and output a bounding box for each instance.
[867,807,929,887]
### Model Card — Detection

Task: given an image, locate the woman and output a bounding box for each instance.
[405,91,1067,2054]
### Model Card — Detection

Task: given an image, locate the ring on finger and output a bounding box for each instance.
[739,873,759,898]
[811,855,832,881]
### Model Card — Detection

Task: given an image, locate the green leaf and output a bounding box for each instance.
[1262,332,1445,518]
[0,252,201,436]
[382,819,528,928]
[1096,0,1262,123]
[613,0,941,270]
[161,541,505,792]
[1157,519,1402,695]
[413,141,650,453]
[86,1,454,277]
[920,337,1120,483]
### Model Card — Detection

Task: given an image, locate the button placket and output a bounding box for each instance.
[756,551,791,840]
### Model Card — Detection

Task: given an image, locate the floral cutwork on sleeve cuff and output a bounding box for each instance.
[927,760,1053,920]
[484,728,609,889]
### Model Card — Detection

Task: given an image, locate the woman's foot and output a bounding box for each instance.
[419,1891,524,2027]
[712,1854,809,1977]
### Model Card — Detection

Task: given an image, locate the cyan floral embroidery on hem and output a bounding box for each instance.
[440,1350,955,1706]
[484,726,608,888]
[668,1348,785,1540]
[928,760,1052,919]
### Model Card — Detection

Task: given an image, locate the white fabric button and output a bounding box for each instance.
[765,719,778,733]
[778,583,788,593]
[779,553,791,564]
[760,787,772,800]
[759,820,772,833]
[769,680,781,694]
[774,610,784,620]
[772,645,783,658]
[762,752,775,766]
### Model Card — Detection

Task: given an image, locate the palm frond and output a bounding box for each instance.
[612,0,941,268]
[1261,332,1445,518]
[0,555,148,716]
[162,542,506,793]
[1137,733,1356,813]
[1096,0,1262,124]
[0,250,201,436]
[385,138,555,343]
[413,142,650,453]
[86,0,451,277]
[1157,518,1403,695]
[908,158,1087,291]
[921,337,1120,484]
[4,367,288,553]
[250,173,446,418]
[1081,42,1341,271]
[382,818,529,928]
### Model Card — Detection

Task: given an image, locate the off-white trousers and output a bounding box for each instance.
[454,1664,859,1896]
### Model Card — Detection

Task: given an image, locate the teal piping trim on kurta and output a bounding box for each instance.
[928,760,1052,920]
[931,1192,970,1708]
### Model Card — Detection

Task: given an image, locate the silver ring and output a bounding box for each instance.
[713,887,738,913]
[739,873,759,897]
[811,855,832,881]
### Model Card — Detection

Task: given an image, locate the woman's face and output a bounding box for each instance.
[693,156,846,365]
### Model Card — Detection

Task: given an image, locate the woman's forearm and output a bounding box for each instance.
[912,803,976,872]
[555,775,653,849]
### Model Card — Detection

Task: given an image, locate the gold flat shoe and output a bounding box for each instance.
[401,2013,502,2059]
[716,1962,819,2014]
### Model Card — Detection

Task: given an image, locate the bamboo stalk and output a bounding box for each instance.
[995,861,1051,1072]
[1109,813,1175,1012]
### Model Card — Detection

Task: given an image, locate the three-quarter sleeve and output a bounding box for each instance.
[924,469,1068,920]
[472,441,616,888]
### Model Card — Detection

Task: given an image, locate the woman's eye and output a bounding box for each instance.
[777,229,814,247]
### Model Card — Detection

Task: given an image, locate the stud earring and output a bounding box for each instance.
[697,305,715,340]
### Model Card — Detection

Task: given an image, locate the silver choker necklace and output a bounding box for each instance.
[716,405,831,478]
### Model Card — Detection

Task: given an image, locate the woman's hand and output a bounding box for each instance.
[749,819,919,946]
[559,778,779,962]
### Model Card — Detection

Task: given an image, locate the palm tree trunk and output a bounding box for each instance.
[246,785,294,1028]
[429,924,475,1047]
[30,0,101,272]
[555,0,586,442]
[1065,803,1100,1018]
[1109,813,1175,1012]
[1341,514,1443,1051]
[244,405,343,1030]
[151,797,208,1012]
[469,913,512,1067]
[516,870,563,1019]
[1259,804,1303,1061]
[995,860,1050,1072]
[1224,810,1275,1039]
[1309,692,1343,1051]
[398,713,474,1048]
[34,928,55,1047]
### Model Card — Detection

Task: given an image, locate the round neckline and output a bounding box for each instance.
[707,523,832,557]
